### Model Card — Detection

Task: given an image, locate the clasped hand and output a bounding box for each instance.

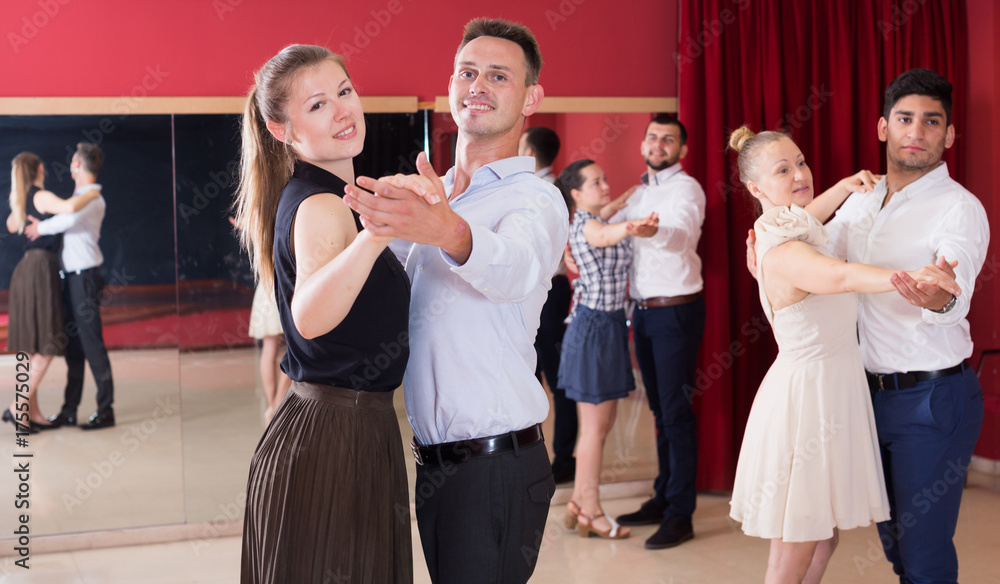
[896,257,962,310]
[345,151,454,243]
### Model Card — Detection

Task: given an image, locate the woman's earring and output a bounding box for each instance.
[285,139,292,146]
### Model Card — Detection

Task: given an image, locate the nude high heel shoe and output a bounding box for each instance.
[564,500,581,529]
[577,511,630,539]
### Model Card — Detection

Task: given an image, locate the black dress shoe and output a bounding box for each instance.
[47,412,77,427]
[31,420,58,431]
[617,497,666,526]
[645,516,694,550]
[3,409,37,434]
[80,411,115,430]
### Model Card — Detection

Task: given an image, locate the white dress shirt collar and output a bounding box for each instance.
[642,163,685,186]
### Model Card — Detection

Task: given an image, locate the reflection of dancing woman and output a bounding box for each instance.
[232,214,291,424]
[247,282,290,422]
[3,152,98,432]
[234,45,412,583]
[726,127,961,583]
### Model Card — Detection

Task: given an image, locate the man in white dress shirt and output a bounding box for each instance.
[346,18,567,584]
[824,69,988,584]
[25,143,116,430]
[615,114,707,550]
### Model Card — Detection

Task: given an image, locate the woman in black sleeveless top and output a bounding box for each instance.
[4,152,99,433]
[233,46,413,583]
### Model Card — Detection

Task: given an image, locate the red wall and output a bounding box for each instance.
[965,0,1000,461]
[0,0,677,101]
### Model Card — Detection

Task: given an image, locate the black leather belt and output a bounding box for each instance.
[411,424,543,466]
[866,362,967,392]
[60,266,100,277]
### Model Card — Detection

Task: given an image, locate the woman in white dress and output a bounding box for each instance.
[726,127,961,584]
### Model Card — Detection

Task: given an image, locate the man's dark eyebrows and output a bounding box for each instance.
[459,60,512,71]
[895,110,945,118]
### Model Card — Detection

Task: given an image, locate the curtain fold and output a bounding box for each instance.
[678,0,968,491]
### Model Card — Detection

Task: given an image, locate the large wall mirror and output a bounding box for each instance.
[0,115,182,536]
[0,106,664,545]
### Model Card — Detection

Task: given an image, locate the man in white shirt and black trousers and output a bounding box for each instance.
[823,69,988,584]
[614,114,707,550]
[26,143,116,430]
[346,18,567,584]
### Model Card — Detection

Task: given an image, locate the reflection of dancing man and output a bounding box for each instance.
[26,143,116,430]
[615,115,706,550]
[347,18,567,583]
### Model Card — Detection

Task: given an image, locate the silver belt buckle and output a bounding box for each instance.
[410,442,424,466]
[878,375,886,391]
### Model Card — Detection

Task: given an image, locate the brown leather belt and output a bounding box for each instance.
[411,424,543,466]
[637,294,699,309]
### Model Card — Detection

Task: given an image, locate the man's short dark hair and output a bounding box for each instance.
[883,68,953,125]
[75,142,105,176]
[457,18,542,86]
[523,127,560,167]
[647,113,688,146]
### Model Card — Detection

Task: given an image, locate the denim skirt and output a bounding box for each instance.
[557,304,635,405]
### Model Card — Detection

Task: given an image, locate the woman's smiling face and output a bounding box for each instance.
[748,137,814,211]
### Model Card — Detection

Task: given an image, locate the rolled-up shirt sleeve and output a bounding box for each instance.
[649,184,704,252]
[447,192,568,303]
[922,201,990,326]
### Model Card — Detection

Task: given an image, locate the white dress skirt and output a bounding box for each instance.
[729,205,890,543]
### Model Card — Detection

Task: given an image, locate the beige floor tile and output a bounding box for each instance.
[12,486,1000,583]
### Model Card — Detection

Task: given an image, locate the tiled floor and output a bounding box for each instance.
[0,348,657,535]
[2,350,998,583]
[2,487,1000,583]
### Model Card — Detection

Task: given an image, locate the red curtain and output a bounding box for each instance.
[678,0,968,490]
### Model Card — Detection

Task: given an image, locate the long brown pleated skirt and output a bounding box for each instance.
[241,381,412,584]
[8,249,65,355]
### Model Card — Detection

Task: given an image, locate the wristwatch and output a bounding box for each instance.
[929,294,957,314]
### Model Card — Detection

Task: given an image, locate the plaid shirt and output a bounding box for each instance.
[569,209,633,312]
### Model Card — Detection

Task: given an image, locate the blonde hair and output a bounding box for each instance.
[728,126,792,216]
[233,44,348,289]
[9,152,42,234]
[727,126,791,186]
